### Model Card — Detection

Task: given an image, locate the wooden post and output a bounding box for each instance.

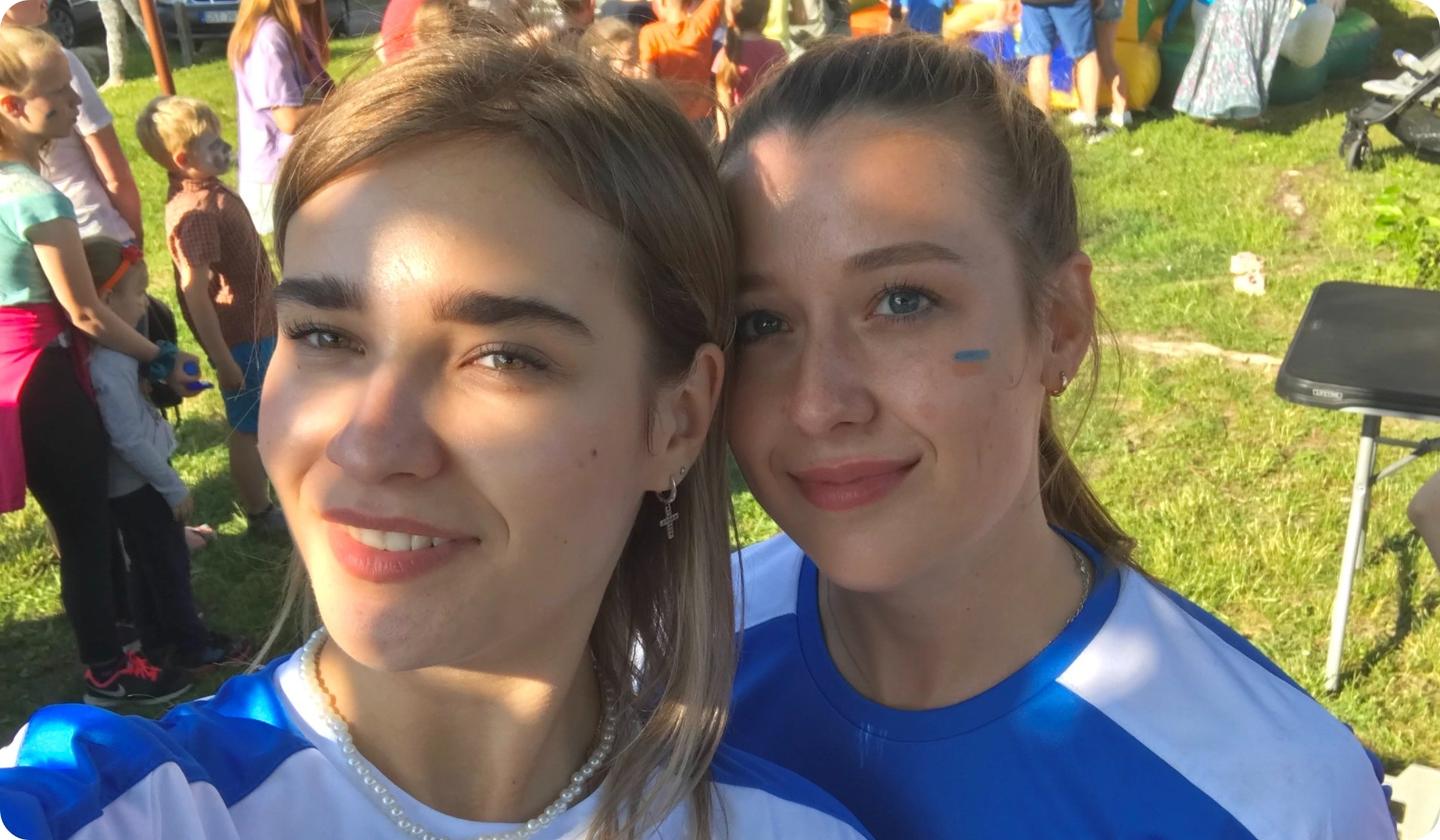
[137,0,175,94]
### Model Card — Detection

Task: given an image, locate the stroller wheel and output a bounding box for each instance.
[1340,130,1373,171]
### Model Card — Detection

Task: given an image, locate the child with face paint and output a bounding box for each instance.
[718,35,1393,839]
[136,95,286,537]
[3,0,147,250]
[0,25,201,705]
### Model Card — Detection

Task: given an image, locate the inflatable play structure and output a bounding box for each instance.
[847,0,1379,112]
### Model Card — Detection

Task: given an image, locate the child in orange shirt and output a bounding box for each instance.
[639,0,723,125]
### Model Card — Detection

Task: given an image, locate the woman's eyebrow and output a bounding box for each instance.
[845,241,968,273]
[275,274,365,310]
[431,290,594,340]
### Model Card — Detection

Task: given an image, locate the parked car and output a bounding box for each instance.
[47,0,103,49]
[153,0,352,43]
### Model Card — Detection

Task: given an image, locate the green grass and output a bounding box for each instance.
[4,15,1440,772]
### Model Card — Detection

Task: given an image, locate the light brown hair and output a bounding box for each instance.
[227,0,329,73]
[135,95,221,168]
[0,26,62,158]
[719,34,1136,566]
[265,35,737,840]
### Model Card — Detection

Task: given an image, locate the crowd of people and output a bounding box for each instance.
[0,0,1433,837]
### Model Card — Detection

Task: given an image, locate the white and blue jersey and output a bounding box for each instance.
[726,532,1395,840]
[0,650,872,840]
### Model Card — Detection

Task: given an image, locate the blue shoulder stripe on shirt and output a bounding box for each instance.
[709,743,872,837]
[1,657,307,840]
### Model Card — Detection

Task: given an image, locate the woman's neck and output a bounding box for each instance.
[316,636,605,823]
[819,492,1089,710]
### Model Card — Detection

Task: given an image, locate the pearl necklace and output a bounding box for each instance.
[298,628,618,840]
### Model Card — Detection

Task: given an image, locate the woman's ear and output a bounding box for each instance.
[647,343,725,491]
[1,95,24,119]
[1044,252,1096,391]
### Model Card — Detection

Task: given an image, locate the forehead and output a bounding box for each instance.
[283,141,632,315]
[727,116,1014,277]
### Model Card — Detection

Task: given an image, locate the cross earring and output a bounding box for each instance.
[657,476,680,540]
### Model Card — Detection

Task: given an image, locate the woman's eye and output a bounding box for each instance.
[736,310,788,344]
[472,347,547,372]
[873,288,934,318]
[476,351,530,371]
[284,324,358,352]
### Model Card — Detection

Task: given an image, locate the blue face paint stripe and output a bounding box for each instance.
[953,349,991,362]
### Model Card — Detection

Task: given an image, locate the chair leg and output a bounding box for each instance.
[1325,414,1381,693]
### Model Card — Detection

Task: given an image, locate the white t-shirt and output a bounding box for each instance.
[38,50,135,244]
[0,651,874,840]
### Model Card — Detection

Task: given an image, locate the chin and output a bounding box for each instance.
[319,606,451,673]
[789,523,930,595]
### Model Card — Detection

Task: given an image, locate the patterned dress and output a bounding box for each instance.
[1172,0,1293,120]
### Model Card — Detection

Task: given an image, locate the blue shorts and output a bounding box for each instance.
[221,336,274,435]
[1019,0,1096,59]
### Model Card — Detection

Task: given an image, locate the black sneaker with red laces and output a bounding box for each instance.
[83,650,192,707]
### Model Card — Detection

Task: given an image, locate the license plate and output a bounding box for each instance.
[200,10,236,23]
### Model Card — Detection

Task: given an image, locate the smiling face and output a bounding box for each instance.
[726,115,1064,593]
[262,140,675,673]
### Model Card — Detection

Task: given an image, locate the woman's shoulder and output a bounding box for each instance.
[1060,566,1392,835]
[730,531,807,631]
[0,659,315,840]
[704,743,873,839]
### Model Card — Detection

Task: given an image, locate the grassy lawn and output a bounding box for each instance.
[4,9,1440,773]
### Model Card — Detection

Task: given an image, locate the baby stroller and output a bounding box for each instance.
[1339,0,1440,169]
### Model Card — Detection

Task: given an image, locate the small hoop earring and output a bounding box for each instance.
[1049,371,1070,398]
[657,477,680,540]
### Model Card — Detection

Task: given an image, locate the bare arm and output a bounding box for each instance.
[269,104,321,136]
[177,260,245,391]
[29,217,160,362]
[714,77,732,141]
[81,125,144,249]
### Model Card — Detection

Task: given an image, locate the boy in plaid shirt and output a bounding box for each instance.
[136,96,285,536]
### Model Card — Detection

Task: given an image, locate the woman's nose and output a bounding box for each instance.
[325,373,446,484]
[785,331,878,437]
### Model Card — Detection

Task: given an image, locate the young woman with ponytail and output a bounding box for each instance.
[712,0,783,140]
[719,34,1393,839]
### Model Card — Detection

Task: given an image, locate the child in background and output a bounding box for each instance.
[84,236,251,676]
[713,0,784,139]
[135,96,286,537]
[640,0,724,128]
[1092,0,1131,129]
[581,16,644,76]
[1411,470,1440,569]
[1015,0,1103,137]
[0,25,200,705]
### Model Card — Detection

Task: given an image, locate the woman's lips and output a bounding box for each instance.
[789,459,918,512]
[324,521,473,584]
